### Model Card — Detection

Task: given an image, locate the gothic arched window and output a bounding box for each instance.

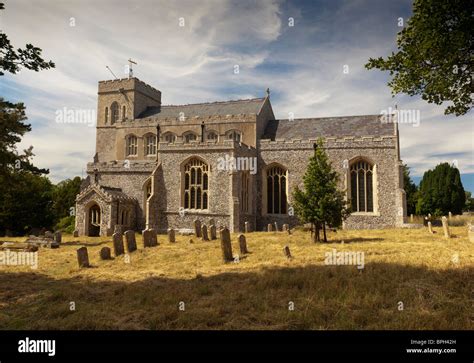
[163,132,176,143]
[104,107,109,124]
[183,158,209,210]
[122,105,126,120]
[207,131,218,141]
[350,160,374,212]
[183,132,197,143]
[126,135,138,156]
[111,102,119,124]
[266,165,287,214]
[144,134,156,156]
[226,130,241,142]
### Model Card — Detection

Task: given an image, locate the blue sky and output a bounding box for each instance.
[1,0,473,192]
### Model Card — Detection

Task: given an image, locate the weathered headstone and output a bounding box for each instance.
[201,224,209,241]
[113,232,125,256]
[99,247,112,260]
[267,223,273,232]
[114,224,123,235]
[238,234,248,254]
[468,224,474,243]
[149,228,159,246]
[73,230,79,237]
[274,222,278,232]
[427,221,433,234]
[77,247,90,267]
[244,221,250,233]
[448,211,452,220]
[410,214,414,223]
[282,224,289,232]
[194,220,202,238]
[210,225,217,240]
[283,245,292,259]
[441,216,450,238]
[167,228,176,243]
[53,231,62,244]
[124,230,137,252]
[220,227,233,262]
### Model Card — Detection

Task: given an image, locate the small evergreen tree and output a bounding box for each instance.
[293,139,350,242]
[402,164,418,215]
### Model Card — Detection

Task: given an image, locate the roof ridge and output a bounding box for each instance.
[275,114,382,121]
[160,97,265,108]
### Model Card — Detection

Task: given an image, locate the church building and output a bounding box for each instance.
[75,77,406,236]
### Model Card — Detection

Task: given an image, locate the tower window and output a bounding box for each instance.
[145,134,156,155]
[105,107,109,124]
[122,105,126,120]
[184,132,197,143]
[111,102,119,124]
[126,135,138,156]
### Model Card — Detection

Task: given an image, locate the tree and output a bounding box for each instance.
[463,191,474,212]
[52,176,82,221]
[293,139,350,242]
[402,164,418,215]
[416,162,465,216]
[0,3,55,76]
[365,0,473,116]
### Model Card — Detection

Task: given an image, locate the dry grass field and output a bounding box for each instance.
[0,225,472,330]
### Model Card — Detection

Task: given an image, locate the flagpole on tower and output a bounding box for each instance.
[128,58,137,78]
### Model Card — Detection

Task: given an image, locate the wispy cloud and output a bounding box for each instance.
[2,0,472,191]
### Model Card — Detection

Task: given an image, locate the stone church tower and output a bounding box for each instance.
[75,77,406,236]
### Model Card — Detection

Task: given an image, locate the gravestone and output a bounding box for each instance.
[238,234,248,254]
[113,232,125,256]
[210,225,217,240]
[143,229,158,247]
[283,245,292,259]
[468,224,474,243]
[410,214,414,223]
[282,224,289,232]
[427,221,433,234]
[124,230,137,252]
[448,211,453,220]
[441,216,450,238]
[149,229,159,246]
[267,224,273,232]
[168,228,176,243]
[244,221,250,233]
[194,220,202,238]
[220,227,233,262]
[274,222,278,232]
[53,231,62,244]
[45,231,54,239]
[99,247,112,260]
[114,224,123,235]
[201,224,209,241]
[77,247,90,267]
[73,230,79,237]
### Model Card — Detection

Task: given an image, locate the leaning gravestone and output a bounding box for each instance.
[427,221,434,234]
[238,234,248,254]
[210,225,217,240]
[283,245,292,259]
[124,230,137,252]
[441,216,451,238]
[99,247,112,260]
[267,223,273,232]
[194,220,202,238]
[220,227,233,262]
[167,228,176,243]
[244,221,250,233]
[53,231,62,244]
[77,247,90,267]
[113,232,125,256]
[201,224,209,241]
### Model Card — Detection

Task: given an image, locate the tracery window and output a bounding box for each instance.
[350,160,374,212]
[183,158,209,210]
[266,165,287,214]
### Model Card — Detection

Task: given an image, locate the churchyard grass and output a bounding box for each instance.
[0,226,472,330]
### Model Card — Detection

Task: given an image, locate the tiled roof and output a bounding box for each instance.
[137,98,265,119]
[263,115,394,140]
